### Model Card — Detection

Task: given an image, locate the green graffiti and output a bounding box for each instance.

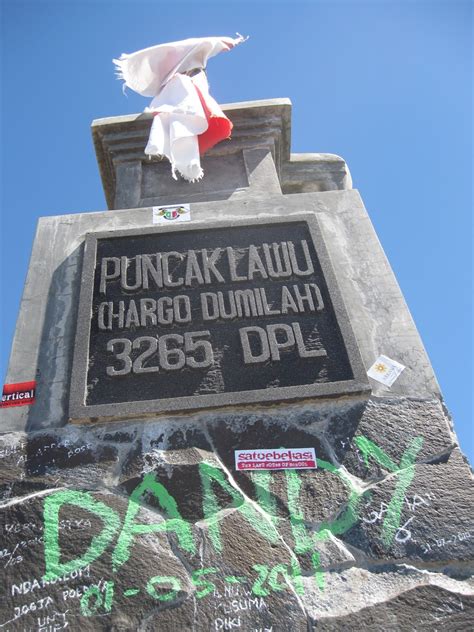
[284,438,423,552]
[225,575,246,584]
[313,457,362,541]
[251,564,270,597]
[380,437,424,546]
[249,561,304,597]
[354,435,399,471]
[199,462,279,552]
[250,459,357,568]
[79,563,305,616]
[289,557,305,595]
[41,433,424,598]
[268,560,304,595]
[251,470,278,526]
[354,435,424,547]
[123,588,140,597]
[285,459,362,548]
[284,458,362,591]
[80,580,114,616]
[112,473,195,571]
[268,563,290,591]
[285,469,313,554]
[43,490,120,581]
[146,575,181,601]
[103,580,115,611]
[80,585,102,617]
[248,436,423,590]
[311,551,325,591]
[192,567,218,599]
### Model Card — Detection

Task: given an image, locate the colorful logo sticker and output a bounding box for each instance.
[152,204,191,224]
[1,381,36,408]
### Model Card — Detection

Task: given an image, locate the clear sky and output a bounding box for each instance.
[1,0,472,462]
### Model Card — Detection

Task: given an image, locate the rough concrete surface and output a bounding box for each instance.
[0,401,473,631]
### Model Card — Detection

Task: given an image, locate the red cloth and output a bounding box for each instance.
[194,82,233,155]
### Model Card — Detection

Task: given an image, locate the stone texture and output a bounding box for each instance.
[341,448,474,565]
[326,397,456,481]
[313,584,474,630]
[303,566,474,627]
[282,153,352,194]
[1,406,473,630]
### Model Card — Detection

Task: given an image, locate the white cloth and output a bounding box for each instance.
[114,35,246,97]
[113,35,247,182]
[145,73,208,181]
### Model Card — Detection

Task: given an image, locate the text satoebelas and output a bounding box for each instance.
[237,449,314,461]
[99,240,314,294]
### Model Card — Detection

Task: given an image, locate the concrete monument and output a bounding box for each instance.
[1,98,473,631]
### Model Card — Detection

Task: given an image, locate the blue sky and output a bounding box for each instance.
[1,0,472,462]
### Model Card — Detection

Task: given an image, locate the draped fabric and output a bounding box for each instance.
[113,35,247,181]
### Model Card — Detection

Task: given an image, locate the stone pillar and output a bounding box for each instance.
[1,99,473,631]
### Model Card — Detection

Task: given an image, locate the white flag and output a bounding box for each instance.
[114,35,247,182]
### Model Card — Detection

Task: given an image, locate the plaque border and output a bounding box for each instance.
[69,213,370,422]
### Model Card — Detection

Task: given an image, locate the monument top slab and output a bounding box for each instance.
[92,98,352,210]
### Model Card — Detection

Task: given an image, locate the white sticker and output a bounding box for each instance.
[152,204,191,224]
[367,354,406,387]
[234,448,317,471]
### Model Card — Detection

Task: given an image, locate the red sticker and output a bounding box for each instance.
[1,381,36,408]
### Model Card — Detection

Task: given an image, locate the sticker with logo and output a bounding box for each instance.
[152,204,191,224]
[235,448,317,471]
[367,354,405,387]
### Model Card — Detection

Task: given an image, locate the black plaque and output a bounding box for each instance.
[69,214,369,421]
